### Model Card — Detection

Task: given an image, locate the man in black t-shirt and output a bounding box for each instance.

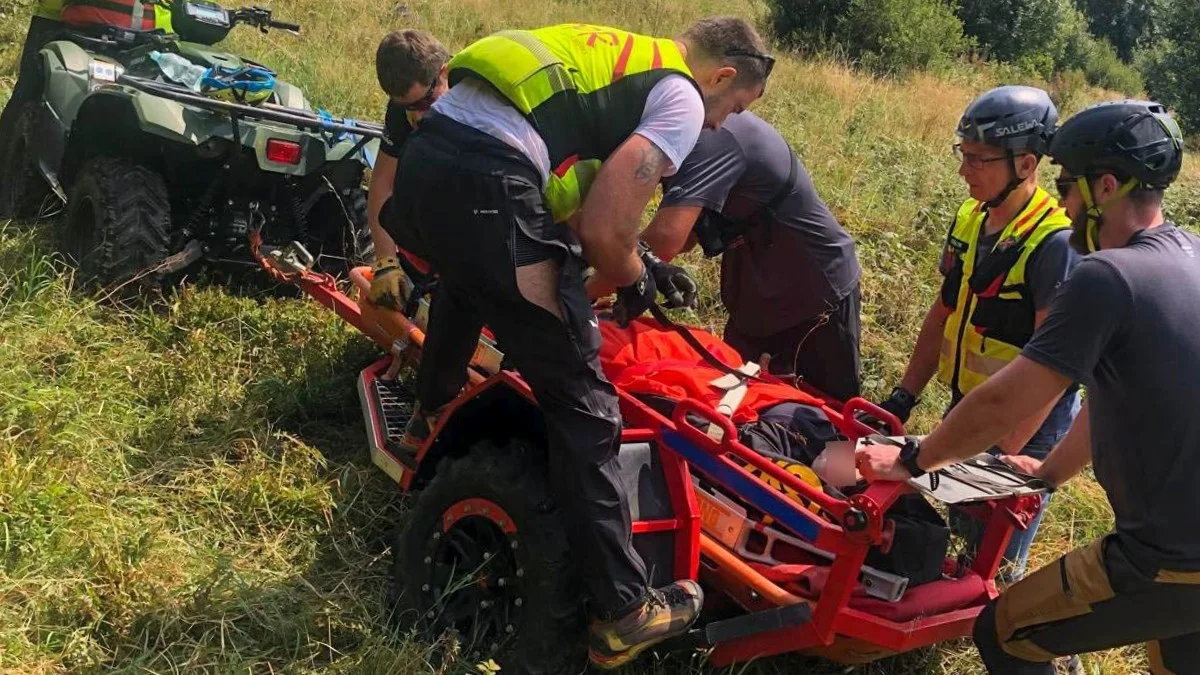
[855,100,1200,674]
[366,29,451,309]
[588,111,864,401]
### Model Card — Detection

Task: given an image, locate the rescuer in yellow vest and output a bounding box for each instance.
[379,18,772,669]
[875,86,1084,585]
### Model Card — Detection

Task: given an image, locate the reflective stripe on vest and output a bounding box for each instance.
[61,0,173,32]
[447,23,699,223]
[936,186,1071,396]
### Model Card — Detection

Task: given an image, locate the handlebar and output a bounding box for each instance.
[268,19,301,32]
[231,7,301,34]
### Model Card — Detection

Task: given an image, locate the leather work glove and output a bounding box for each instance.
[612,262,657,327]
[639,241,698,310]
[368,256,405,311]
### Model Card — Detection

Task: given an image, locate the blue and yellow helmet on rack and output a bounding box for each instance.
[201,64,276,105]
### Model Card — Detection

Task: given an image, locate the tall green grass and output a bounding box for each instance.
[3,0,1198,671]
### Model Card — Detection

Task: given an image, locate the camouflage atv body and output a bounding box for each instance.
[0,7,382,294]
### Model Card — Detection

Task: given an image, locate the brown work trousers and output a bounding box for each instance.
[973,533,1200,673]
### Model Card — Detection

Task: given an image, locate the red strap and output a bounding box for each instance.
[611,34,635,83]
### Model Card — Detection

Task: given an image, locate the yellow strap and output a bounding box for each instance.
[1078,176,1139,252]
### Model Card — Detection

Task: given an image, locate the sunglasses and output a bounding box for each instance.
[1055,176,1077,200]
[952,143,1009,170]
[725,48,776,80]
[400,79,438,112]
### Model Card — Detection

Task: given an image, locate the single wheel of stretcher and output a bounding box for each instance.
[391,439,585,674]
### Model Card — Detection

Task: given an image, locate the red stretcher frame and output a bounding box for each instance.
[267,258,1043,667]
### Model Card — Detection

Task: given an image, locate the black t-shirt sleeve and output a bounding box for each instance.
[660,128,747,212]
[380,102,413,158]
[1025,229,1082,310]
[1021,257,1132,382]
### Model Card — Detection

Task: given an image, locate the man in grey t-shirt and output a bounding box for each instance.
[855,100,1200,674]
[590,111,864,401]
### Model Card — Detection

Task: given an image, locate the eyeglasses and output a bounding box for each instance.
[725,48,776,81]
[400,79,438,112]
[1055,176,1077,200]
[952,143,1009,170]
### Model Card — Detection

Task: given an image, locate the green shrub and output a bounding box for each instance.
[1136,0,1200,134]
[766,0,850,53]
[1080,39,1143,94]
[766,0,971,74]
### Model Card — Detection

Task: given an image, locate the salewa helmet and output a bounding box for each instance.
[1048,99,1184,191]
[957,85,1058,157]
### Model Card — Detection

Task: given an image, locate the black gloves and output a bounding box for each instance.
[639,241,698,310]
[612,241,699,327]
[613,262,657,327]
[877,386,919,424]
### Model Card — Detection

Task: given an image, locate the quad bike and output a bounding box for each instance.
[0,0,383,294]
[257,243,1053,673]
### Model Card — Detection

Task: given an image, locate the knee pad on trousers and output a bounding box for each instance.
[973,600,1056,675]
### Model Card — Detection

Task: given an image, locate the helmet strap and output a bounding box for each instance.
[1077,176,1139,252]
[984,149,1022,209]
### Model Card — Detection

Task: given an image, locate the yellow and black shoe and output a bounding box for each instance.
[588,580,704,670]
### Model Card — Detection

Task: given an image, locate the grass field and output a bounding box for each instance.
[2,0,1199,672]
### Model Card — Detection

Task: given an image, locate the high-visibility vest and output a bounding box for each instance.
[61,0,173,33]
[936,186,1072,396]
[447,23,699,224]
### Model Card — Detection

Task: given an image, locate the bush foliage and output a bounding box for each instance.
[767,0,1143,96]
[769,0,970,73]
[1136,0,1200,134]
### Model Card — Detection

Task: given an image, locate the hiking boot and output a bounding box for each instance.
[397,408,439,454]
[588,580,704,669]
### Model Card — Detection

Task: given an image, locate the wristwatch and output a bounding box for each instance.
[898,437,926,478]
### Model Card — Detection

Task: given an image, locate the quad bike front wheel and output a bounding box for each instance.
[62,156,171,297]
[393,439,585,675]
[0,101,53,221]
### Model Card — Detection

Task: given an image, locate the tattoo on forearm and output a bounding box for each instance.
[634,143,668,184]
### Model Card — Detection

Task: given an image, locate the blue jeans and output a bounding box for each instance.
[950,469,1053,583]
[945,392,1079,583]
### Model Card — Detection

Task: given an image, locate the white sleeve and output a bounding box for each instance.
[633,75,705,177]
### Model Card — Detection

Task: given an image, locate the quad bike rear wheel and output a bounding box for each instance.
[393,439,585,675]
[62,156,171,297]
[0,101,53,221]
[303,178,373,274]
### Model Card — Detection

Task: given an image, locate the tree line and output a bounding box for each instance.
[767,0,1199,133]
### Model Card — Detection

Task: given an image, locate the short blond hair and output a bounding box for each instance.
[375,29,450,97]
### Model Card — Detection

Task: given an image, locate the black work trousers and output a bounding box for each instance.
[973,533,1200,673]
[724,283,863,403]
[0,17,57,139]
[387,114,650,621]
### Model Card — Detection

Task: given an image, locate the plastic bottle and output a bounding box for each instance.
[149,51,208,92]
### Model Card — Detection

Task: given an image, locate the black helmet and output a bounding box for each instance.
[1048,99,1184,191]
[957,85,1058,156]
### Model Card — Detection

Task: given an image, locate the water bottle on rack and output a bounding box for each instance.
[149,51,208,92]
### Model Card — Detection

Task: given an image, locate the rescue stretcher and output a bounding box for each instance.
[258,241,1050,667]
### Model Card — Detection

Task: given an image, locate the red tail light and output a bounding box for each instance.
[265,138,302,165]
